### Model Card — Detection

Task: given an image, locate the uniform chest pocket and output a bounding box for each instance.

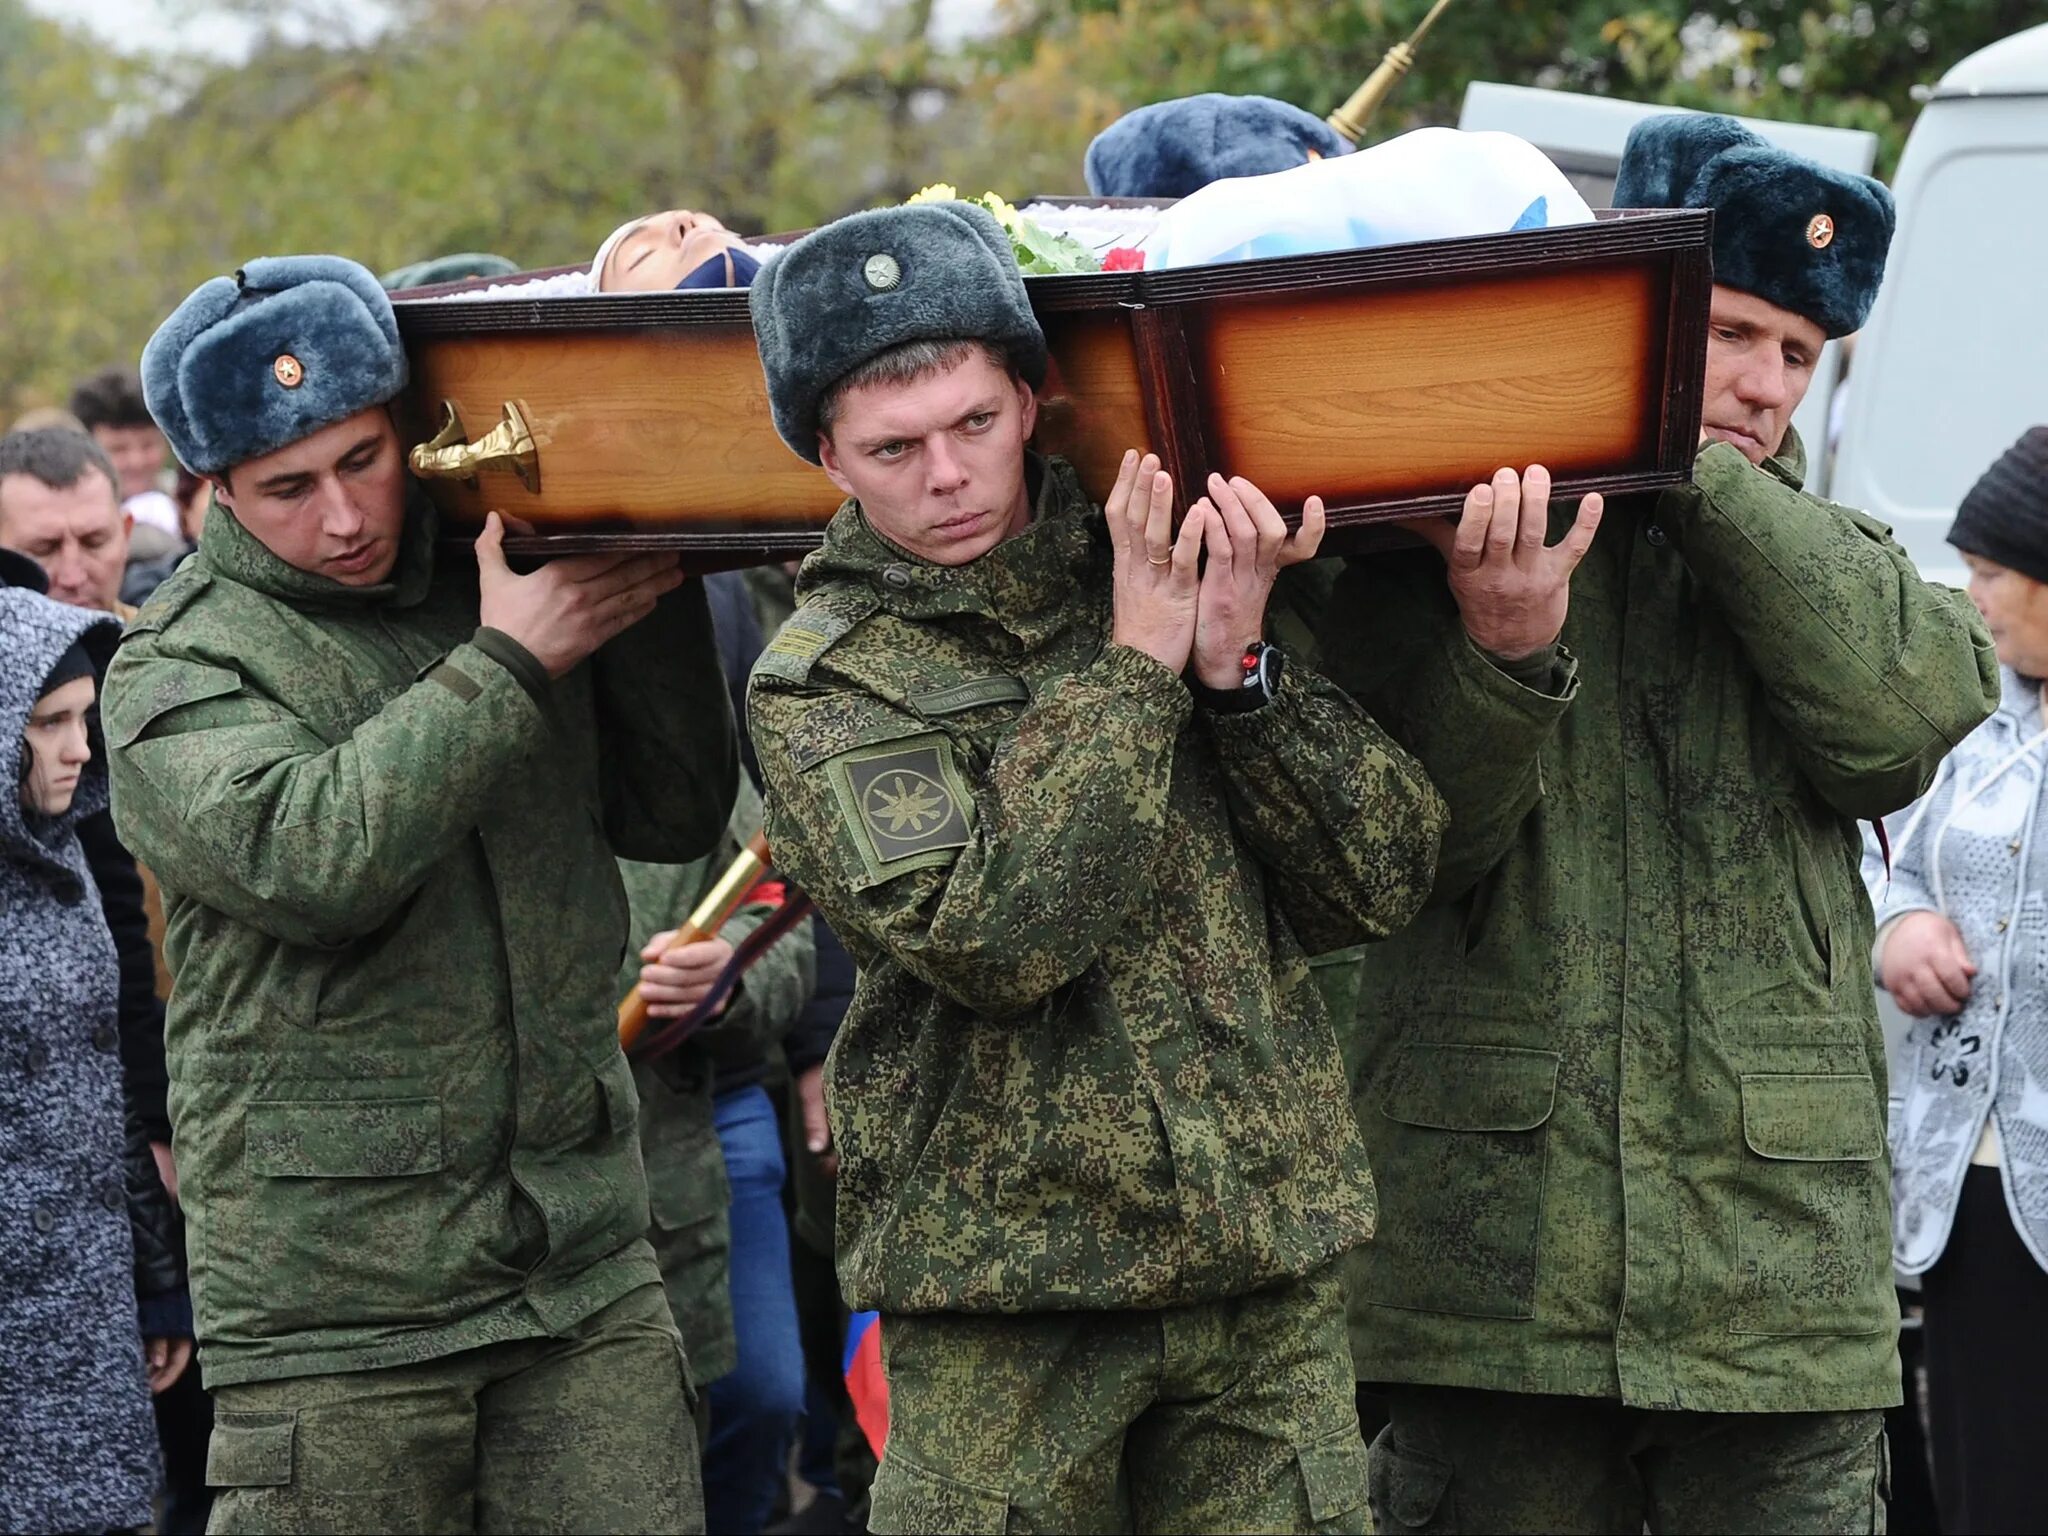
[1356,1041,1558,1320]
[1731,1073,1893,1337]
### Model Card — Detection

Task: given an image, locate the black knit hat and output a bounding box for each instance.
[39,639,96,700]
[1949,427,2048,584]
[0,547,47,592]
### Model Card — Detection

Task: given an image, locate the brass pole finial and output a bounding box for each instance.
[1326,0,1458,145]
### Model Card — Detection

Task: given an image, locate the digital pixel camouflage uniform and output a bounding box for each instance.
[103,488,737,1534]
[1307,434,1998,1533]
[748,454,1446,1535]
[618,775,816,1391]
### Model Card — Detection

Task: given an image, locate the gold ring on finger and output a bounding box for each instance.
[1147,553,1172,566]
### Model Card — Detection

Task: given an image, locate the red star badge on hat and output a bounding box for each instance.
[1806,213,1835,250]
[273,354,304,388]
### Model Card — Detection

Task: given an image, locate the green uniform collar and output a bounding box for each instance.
[198,477,440,611]
[1763,425,1807,491]
[803,454,1101,643]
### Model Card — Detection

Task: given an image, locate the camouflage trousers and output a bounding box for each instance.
[1368,1384,1888,1534]
[204,1284,702,1534]
[869,1262,1367,1535]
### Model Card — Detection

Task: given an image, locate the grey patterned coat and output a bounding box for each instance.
[1866,664,2048,1275]
[0,587,165,1533]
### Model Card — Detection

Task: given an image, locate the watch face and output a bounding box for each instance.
[1255,643,1283,699]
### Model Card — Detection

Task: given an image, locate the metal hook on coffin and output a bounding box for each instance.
[410,400,541,494]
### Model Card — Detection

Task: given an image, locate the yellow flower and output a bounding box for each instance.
[908,182,960,205]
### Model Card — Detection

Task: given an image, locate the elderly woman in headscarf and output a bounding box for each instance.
[0,576,191,1534]
[1866,426,2048,1536]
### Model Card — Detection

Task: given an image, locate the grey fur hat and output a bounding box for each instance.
[141,255,409,475]
[749,202,1049,464]
[1613,113,1895,338]
[1085,93,1350,199]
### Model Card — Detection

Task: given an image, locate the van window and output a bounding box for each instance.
[1854,138,2048,524]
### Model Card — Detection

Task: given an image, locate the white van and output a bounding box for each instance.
[1461,23,2048,584]
[1830,23,2048,586]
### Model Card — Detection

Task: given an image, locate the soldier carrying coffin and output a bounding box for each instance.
[741,192,1613,1532]
[102,255,737,1534]
[1305,114,2002,1533]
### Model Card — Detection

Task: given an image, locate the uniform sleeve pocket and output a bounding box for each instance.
[868,1452,1009,1534]
[246,1096,443,1177]
[1297,1421,1370,1527]
[1740,1074,1883,1160]
[206,1410,296,1487]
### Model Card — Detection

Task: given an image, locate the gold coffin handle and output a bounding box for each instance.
[410,400,541,494]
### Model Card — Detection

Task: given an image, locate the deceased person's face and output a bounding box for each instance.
[599,210,745,292]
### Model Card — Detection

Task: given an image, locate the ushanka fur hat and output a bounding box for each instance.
[749,201,1049,464]
[1085,93,1351,200]
[142,255,409,475]
[1613,113,1894,338]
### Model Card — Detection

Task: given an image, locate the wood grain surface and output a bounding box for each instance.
[394,210,1708,551]
[1192,263,1659,511]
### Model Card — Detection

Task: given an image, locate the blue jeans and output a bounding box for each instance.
[704,1084,806,1535]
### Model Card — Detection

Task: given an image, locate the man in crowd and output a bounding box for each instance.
[103,254,737,1534]
[745,197,1452,1533]
[70,366,183,542]
[0,427,133,616]
[1314,113,2001,1532]
[624,773,817,1535]
[623,567,821,1536]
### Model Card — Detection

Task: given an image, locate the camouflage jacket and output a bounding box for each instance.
[747,455,1446,1314]
[102,489,737,1386]
[620,774,816,1384]
[1315,436,1998,1413]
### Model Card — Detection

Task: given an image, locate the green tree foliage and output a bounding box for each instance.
[0,0,132,411]
[958,0,2039,198]
[0,0,2038,415]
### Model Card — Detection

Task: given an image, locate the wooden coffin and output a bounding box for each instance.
[391,208,1711,558]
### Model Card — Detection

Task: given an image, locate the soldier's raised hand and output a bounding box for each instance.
[1398,465,1602,662]
[476,512,686,678]
[1104,449,1204,677]
[1190,472,1323,689]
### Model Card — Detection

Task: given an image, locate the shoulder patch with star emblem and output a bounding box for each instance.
[823,732,974,888]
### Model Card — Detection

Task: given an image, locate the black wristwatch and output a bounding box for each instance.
[1192,641,1283,714]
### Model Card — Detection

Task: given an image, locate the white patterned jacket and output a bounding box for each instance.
[1864,664,2048,1275]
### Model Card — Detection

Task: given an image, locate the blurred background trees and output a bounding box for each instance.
[0,0,2034,413]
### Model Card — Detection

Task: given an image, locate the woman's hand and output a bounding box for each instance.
[1880,910,1977,1017]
